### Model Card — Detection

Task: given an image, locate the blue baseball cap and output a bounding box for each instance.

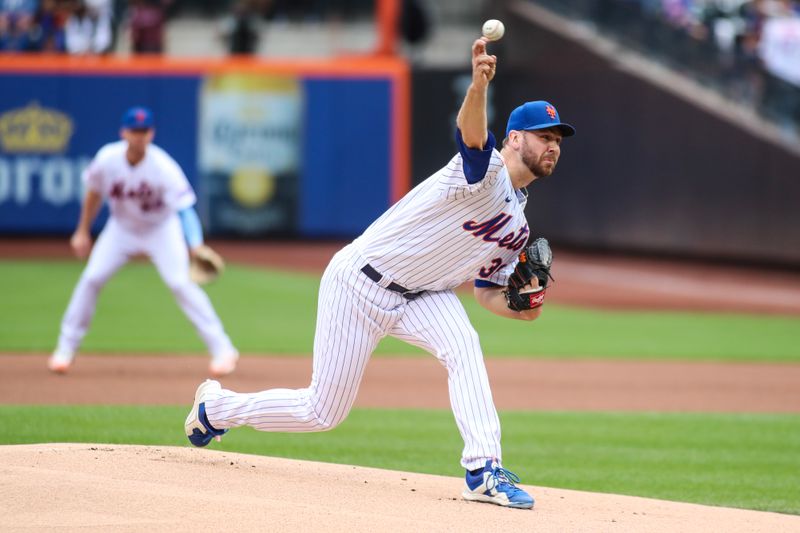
[506,101,575,137]
[121,106,154,129]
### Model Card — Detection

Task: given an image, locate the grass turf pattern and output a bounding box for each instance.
[1,260,799,360]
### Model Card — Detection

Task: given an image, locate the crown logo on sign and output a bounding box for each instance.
[545,105,557,120]
[0,102,74,154]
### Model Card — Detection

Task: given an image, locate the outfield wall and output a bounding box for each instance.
[0,56,409,238]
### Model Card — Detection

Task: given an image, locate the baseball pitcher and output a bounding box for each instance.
[185,37,574,509]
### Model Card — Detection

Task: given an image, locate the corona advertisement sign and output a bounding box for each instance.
[199,74,301,234]
[0,102,91,224]
[0,102,74,154]
[0,56,408,237]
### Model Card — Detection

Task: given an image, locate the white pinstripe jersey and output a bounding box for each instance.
[353,144,529,292]
[83,141,196,233]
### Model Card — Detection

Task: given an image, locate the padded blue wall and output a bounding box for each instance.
[300,78,392,237]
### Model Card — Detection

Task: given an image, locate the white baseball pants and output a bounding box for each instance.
[204,244,501,470]
[56,216,236,358]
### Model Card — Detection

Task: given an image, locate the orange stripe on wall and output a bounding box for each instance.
[0,54,408,78]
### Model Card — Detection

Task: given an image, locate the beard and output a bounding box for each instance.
[521,136,557,178]
[522,152,556,178]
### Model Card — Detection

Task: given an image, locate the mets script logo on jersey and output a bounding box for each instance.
[462,214,529,251]
[110,180,165,212]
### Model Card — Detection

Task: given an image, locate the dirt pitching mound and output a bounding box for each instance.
[3,444,797,532]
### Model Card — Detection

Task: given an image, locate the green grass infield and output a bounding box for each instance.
[4,406,799,515]
[2,260,799,360]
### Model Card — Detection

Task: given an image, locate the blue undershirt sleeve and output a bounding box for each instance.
[474,279,502,288]
[456,128,497,184]
[178,207,204,248]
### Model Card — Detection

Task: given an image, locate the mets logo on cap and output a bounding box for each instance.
[505,100,576,137]
[121,106,154,129]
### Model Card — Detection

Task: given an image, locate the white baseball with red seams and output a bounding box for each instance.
[482,19,505,41]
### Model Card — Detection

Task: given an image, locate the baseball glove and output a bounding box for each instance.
[189,244,225,285]
[505,237,554,311]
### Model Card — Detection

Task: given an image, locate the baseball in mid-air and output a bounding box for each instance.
[482,19,505,41]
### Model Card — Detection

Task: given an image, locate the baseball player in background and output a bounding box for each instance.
[48,107,239,377]
[185,38,575,509]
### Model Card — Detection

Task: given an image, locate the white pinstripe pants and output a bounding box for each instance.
[56,217,236,358]
[204,244,501,470]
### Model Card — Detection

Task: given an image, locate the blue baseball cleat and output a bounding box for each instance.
[462,459,535,509]
[184,380,227,447]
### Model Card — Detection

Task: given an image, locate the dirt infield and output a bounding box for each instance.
[4,354,800,413]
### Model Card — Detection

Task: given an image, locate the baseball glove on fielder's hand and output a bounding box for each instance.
[505,237,554,311]
[189,244,225,285]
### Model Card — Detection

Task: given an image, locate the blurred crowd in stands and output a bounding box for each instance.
[538,0,800,138]
[3,0,797,137]
[0,0,375,55]
[0,0,172,54]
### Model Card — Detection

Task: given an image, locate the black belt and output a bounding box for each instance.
[360,264,422,300]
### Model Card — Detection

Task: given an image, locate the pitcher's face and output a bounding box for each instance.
[519,128,562,178]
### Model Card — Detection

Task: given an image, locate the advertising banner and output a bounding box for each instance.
[0,74,200,234]
[199,74,301,235]
[0,56,409,238]
[0,100,95,233]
